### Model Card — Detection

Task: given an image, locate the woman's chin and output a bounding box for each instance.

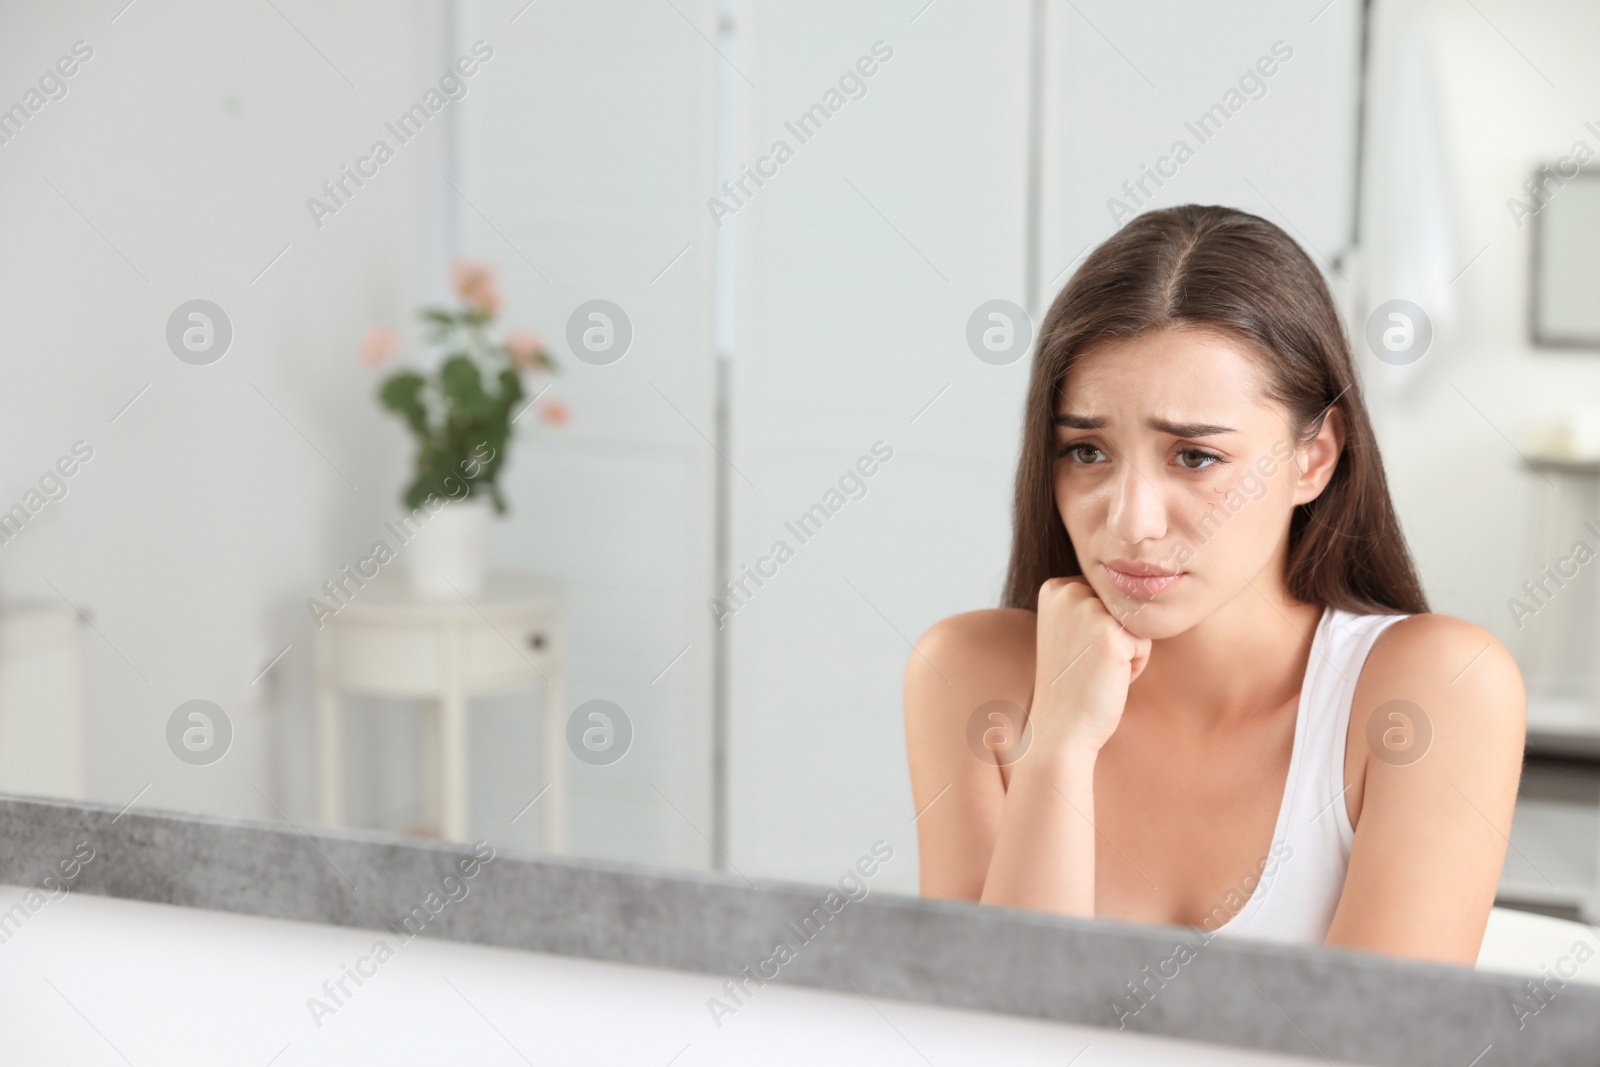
[1101,592,1197,641]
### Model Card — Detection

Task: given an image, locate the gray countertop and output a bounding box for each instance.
[0,793,1591,1066]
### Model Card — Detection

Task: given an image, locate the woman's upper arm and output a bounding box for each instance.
[903,609,1034,901]
[1323,614,1527,964]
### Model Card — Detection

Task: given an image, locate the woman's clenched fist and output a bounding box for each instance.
[1028,577,1152,757]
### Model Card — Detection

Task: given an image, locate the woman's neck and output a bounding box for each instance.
[1129,580,1324,732]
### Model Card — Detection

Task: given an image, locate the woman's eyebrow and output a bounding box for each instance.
[1052,413,1237,437]
[1148,417,1236,437]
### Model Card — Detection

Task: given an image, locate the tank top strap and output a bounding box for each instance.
[1210,607,1409,945]
[1305,608,1410,849]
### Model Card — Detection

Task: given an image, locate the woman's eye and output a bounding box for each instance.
[1060,443,1106,464]
[1175,448,1220,470]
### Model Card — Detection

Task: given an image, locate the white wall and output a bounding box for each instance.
[1361,0,1600,683]
[454,0,720,868]
[0,1,453,824]
[723,2,1035,889]
[1040,0,1362,301]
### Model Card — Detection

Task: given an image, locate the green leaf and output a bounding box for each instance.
[377,372,430,437]
[496,367,524,409]
[438,355,491,419]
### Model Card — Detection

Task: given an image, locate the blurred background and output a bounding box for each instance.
[0,0,1596,923]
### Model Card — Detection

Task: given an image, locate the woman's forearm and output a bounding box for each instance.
[979,743,1099,915]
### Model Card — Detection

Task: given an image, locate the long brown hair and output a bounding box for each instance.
[1002,204,1428,616]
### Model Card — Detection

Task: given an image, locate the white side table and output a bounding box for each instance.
[314,569,565,847]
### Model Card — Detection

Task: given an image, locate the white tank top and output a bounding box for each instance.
[1206,606,1408,945]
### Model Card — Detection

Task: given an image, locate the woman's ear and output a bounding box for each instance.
[1292,406,1344,506]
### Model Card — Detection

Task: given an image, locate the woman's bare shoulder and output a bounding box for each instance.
[905,608,1037,701]
[1328,615,1527,958]
[1362,613,1523,700]
[1356,612,1526,747]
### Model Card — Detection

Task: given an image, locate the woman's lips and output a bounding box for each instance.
[1102,561,1184,599]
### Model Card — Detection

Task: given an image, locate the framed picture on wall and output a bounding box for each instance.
[1531,167,1600,348]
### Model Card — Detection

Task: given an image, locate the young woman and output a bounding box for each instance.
[904,204,1525,964]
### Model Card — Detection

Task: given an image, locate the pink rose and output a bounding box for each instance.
[360,327,399,368]
[539,399,570,427]
[505,329,545,369]
[451,260,502,316]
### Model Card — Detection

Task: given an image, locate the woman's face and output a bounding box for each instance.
[1052,327,1337,640]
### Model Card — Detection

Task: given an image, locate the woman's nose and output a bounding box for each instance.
[1105,459,1168,545]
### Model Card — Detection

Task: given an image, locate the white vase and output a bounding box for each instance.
[407,496,495,599]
